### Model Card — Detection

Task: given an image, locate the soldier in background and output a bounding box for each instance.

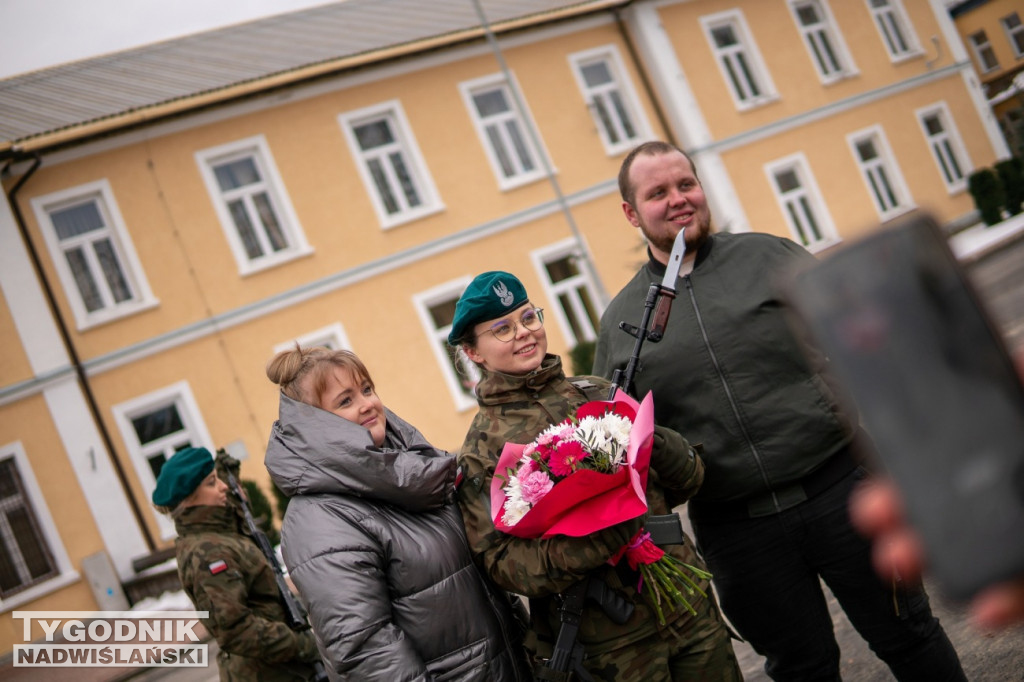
[152,446,323,681]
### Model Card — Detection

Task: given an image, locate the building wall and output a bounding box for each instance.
[0,0,1010,656]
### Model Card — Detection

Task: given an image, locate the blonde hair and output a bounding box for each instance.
[266,344,375,407]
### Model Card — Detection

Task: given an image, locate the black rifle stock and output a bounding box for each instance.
[224,471,327,682]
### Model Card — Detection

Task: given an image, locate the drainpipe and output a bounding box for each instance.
[3,152,156,552]
[614,8,679,148]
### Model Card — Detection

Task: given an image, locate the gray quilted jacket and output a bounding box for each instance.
[265,394,530,682]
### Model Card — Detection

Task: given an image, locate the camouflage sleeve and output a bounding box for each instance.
[649,425,705,509]
[456,444,644,599]
[183,540,316,664]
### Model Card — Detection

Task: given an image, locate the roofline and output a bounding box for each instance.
[1,0,630,160]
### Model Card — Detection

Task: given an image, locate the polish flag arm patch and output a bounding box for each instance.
[208,559,228,575]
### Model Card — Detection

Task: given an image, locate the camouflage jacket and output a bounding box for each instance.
[174,505,320,681]
[456,354,709,657]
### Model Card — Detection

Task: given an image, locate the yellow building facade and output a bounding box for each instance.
[0,0,1011,654]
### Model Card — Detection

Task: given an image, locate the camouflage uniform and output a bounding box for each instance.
[174,504,321,681]
[456,354,740,681]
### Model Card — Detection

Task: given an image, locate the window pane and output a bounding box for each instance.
[924,114,943,136]
[775,169,800,193]
[545,256,577,283]
[51,202,104,240]
[0,536,21,593]
[131,404,185,446]
[712,25,738,48]
[65,247,104,313]
[253,193,288,252]
[473,89,510,117]
[505,121,535,172]
[856,140,878,162]
[94,238,132,303]
[354,120,394,151]
[609,91,636,139]
[9,507,54,580]
[428,299,458,328]
[389,152,422,208]
[148,453,168,481]
[228,200,263,259]
[593,97,619,144]
[581,62,613,87]
[485,126,515,177]
[367,158,399,214]
[213,158,261,191]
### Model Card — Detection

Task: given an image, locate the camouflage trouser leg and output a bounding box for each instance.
[584,591,742,682]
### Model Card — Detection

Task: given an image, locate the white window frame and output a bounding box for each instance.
[847,125,914,222]
[568,45,653,155]
[866,0,920,62]
[788,0,856,84]
[1003,12,1024,59]
[459,73,549,191]
[531,239,603,347]
[339,101,443,230]
[273,322,352,354]
[413,278,481,412]
[30,180,158,331]
[196,135,311,276]
[0,442,78,612]
[112,382,213,540]
[916,103,971,195]
[764,154,839,253]
[700,10,777,111]
[968,30,1000,73]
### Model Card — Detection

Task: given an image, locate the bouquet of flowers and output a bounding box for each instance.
[490,390,710,625]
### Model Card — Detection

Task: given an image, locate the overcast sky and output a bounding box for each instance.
[0,0,336,79]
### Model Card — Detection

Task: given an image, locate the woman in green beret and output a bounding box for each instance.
[448,271,740,681]
[263,346,531,681]
[152,446,323,681]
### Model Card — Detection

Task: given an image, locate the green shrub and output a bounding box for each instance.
[568,340,597,376]
[995,157,1024,216]
[242,479,280,546]
[967,167,1007,226]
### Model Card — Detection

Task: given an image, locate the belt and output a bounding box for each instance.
[689,444,860,523]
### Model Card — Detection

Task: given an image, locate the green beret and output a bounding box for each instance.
[152,447,215,508]
[448,271,529,345]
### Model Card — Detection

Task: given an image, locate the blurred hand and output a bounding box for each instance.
[849,345,1024,631]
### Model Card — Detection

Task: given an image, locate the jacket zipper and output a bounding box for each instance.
[684,276,780,512]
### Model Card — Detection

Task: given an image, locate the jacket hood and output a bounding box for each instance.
[264,393,456,512]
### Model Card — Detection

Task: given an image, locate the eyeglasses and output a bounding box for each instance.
[487,308,544,343]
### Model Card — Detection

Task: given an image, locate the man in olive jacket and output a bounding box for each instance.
[594,141,965,681]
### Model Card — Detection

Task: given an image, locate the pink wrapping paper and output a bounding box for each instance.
[489,390,655,538]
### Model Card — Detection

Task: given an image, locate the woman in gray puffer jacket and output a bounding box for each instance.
[263,346,531,682]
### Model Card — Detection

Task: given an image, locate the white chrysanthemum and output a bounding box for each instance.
[501,476,532,526]
[602,413,632,449]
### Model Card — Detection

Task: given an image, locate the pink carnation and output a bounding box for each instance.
[518,470,555,504]
[549,440,586,477]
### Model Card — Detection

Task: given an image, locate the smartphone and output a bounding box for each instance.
[784,212,1024,600]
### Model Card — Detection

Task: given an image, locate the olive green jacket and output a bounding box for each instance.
[174,505,321,681]
[457,354,708,658]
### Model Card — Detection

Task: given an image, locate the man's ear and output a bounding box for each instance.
[622,201,640,228]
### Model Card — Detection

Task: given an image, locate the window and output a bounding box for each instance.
[274,322,352,354]
[701,11,776,109]
[765,154,838,252]
[31,180,157,330]
[113,383,213,539]
[848,126,913,220]
[968,30,1000,73]
[532,240,602,346]
[339,101,443,228]
[413,280,481,411]
[569,46,651,155]
[917,104,970,193]
[197,136,310,275]
[789,0,853,82]
[867,0,918,61]
[460,74,547,190]
[0,442,76,608]
[1002,13,1024,59]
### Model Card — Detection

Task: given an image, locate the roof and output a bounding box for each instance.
[0,0,625,156]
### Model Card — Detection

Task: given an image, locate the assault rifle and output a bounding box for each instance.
[607,226,688,400]
[223,467,328,682]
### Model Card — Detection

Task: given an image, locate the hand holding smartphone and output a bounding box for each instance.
[784,212,1024,601]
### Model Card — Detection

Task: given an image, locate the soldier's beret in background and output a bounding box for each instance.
[152,446,215,508]
[448,271,529,345]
